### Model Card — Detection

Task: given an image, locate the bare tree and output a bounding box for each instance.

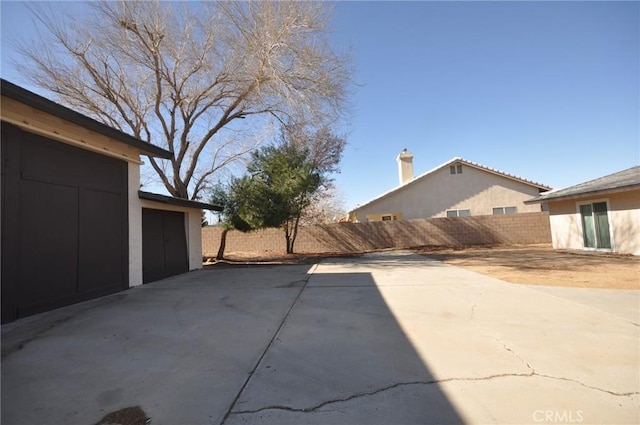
[300,185,347,225]
[16,1,351,200]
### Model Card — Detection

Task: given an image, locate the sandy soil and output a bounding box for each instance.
[207,245,639,290]
[416,245,639,290]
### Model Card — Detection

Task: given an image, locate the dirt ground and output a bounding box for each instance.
[208,245,639,290]
[416,244,639,290]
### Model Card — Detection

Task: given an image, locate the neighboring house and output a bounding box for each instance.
[525,166,640,256]
[1,79,222,323]
[349,150,552,222]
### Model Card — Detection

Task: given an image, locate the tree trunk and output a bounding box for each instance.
[216,228,229,260]
[284,215,300,254]
[289,216,300,254]
[284,222,293,254]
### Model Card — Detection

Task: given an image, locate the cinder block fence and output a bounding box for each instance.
[202,212,551,256]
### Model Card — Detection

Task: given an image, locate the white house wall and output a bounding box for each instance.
[128,162,144,287]
[548,190,640,255]
[139,199,204,272]
[353,164,543,222]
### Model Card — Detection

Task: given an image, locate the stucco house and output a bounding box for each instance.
[349,150,552,222]
[525,166,640,255]
[1,79,222,323]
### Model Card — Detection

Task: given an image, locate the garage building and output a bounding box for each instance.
[1,80,222,323]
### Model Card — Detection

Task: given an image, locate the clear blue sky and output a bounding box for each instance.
[2,1,638,211]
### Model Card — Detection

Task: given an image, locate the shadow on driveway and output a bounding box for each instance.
[225,267,463,424]
[5,251,637,424]
[2,257,463,425]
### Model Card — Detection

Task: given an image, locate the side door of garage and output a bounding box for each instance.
[142,208,189,283]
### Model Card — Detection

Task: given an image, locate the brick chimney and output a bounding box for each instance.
[397,148,414,185]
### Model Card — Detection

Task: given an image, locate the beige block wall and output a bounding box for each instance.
[548,190,640,255]
[202,212,551,256]
[352,164,543,222]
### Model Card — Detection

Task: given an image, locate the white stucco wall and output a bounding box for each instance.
[128,163,144,287]
[353,163,544,222]
[139,199,204,272]
[548,190,640,255]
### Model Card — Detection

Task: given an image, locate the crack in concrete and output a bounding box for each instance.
[493,336,637,398]
[230,335,636,418]
[498,339,535,372]
[2,294,127,358]
[230,368,637,418]
[230,372,536,416]
[1,315,73,358]
[534,373,640,397]
[224,266,637,421]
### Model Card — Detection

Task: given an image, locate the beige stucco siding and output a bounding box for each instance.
[609,191,640,255]
[547,199,583,251]
[548,190,640,255]
[353,164,543,222]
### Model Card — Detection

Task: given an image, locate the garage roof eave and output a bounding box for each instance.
[1,79,172,159]
[138,191,223,211]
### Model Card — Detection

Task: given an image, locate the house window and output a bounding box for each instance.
[446,209,471,217]
[381,215,392,221]
[450,165,463,175]
[579,201,611,249]
[493,206,517,215]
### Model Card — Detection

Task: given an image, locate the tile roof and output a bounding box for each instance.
[526,165,640,203]
[350,157,552,212]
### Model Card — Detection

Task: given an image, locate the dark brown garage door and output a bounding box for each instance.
[142,208,189,284]
[1,123,128,323]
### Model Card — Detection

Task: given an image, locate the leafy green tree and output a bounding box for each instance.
[247,144,322,254]
[213,126,344,257]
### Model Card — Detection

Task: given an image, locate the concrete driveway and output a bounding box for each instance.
[2,251,638,425]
